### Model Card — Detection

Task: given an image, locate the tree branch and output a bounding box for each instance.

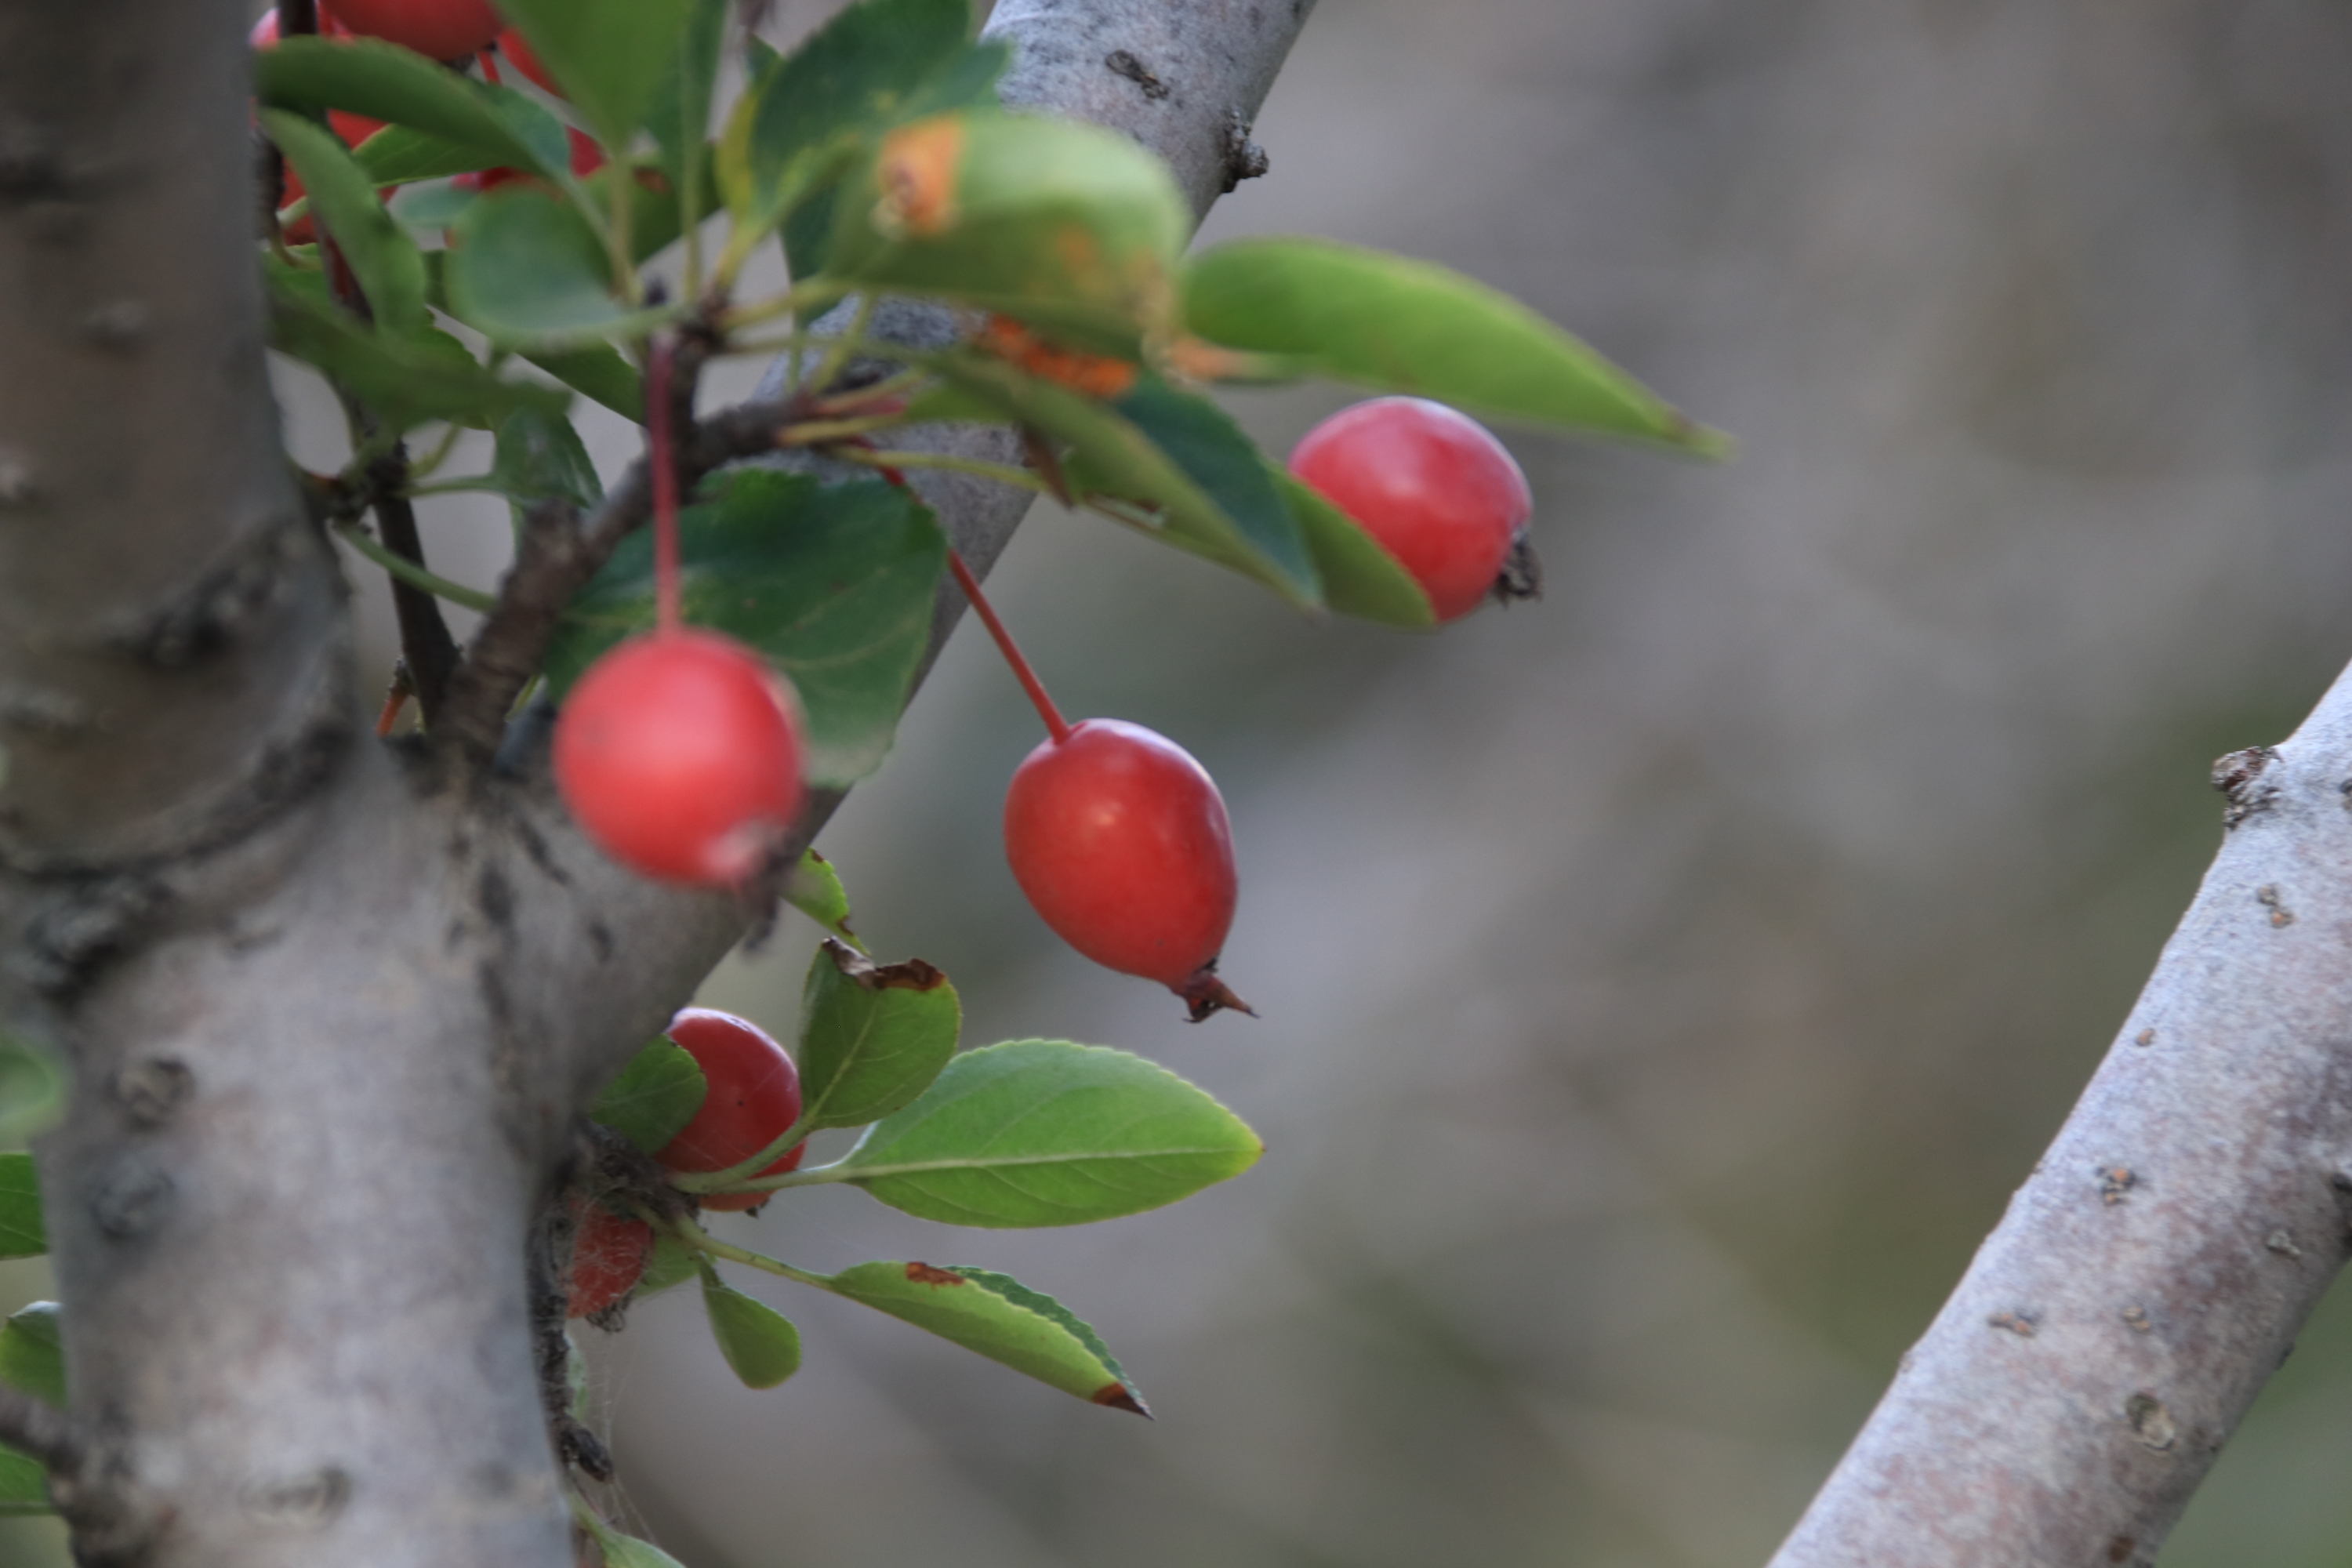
[1769,657,2352,1568]
[0,1385,82,1478]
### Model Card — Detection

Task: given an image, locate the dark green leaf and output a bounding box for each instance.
[0,1448,49,1518]
[544,470,947,787]
[0,1156,43,1261]
[444,187,630,346]
[941,356,1319,607]
[784,851,856,942]
[263,110,428,334]
[254,38,568,176]
[1272,468,1436,627]
[0,1304,64,1410]
[495,0,692,156]
[388,176,481,233]
[798,939,959,1131]
[700,1272,802,1388]
[0,1032,64,1150]
[590,1040,706,1157]
[826,111,1185,354]
[644,0,728,206]
[719,0,995,258]
[1182,238,1720,451]
[265,258,568,431]
[521,344,643,423]
[491,406,603,511]
[358,125,506,187]
[1103,376,1315,602]
[835,1040,1262,1228]
[825,1261,1145,1411]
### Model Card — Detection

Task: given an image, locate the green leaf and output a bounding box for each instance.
[578,1510,688,1568]
[521,344,643,423]
[491,406,603,512]
[0,1448,49,1518]
[357,125,506,187]
[835,1040,1262,1228]
[495,0,692,157]
[941,355,1318,608]
[636,1228,700,1298]
[388,176,481,233]
[798,939,959,1131]
[544,470,947,788]
[0,1156,42,1261]
[784,851,857,942]
[0,1304,64,1410]
[265,258,568,431]
[720,0,998,263]
[255,38,568,176]
[590,1040,706,1157]
[700,1272,802,1388]
[644,0,728,208]
[1101,376,1316,603]
[444,187,630,347]
[1182,238,1719,451]
[263,110,428,334]
[0,1032,64,1150]
[1272,468,1436,627]
[825,1261,1146,1412]
[826,111,1186,354]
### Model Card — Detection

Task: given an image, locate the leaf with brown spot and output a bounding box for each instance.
[822,1261,1146,1414]
[794,937,960,1132]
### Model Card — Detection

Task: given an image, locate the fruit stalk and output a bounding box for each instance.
[947,548,1071,744]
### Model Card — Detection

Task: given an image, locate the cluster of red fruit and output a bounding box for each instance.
[567,1007,806,1317]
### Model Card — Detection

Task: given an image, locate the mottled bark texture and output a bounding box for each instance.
[0,2,1310,1566]
[1771,665,2352,1567]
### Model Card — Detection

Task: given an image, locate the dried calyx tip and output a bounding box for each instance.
[1178,962,1254,1023]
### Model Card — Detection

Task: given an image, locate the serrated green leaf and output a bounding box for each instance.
[940,355,1318,608]
[265,257,569,431]
[521,343,643,423]
[590,1040,706,1157]
[798,939,959,1132]
[0,1304,64,1410]
[255,37,568,176]
[495,0,692,156]
[721,0,997,266]
[0,1033,64,1150]
[700,1273,802,1388]
[784,851,856,942]
[444,187,630,347]
[358,125,506,187]
[491,405,603,512]
[0,1447,49,1517]
[827,111,1185,354]
[825,1261,1146,1411]
[544,470,946,787]
[834,1040,1262,1228]
[1182,238,1719,451]
[0,1156,42,1261]
[1272,468,1436,627]
[263,110,427,334]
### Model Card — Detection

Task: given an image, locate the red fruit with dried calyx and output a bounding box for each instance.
[565,1202,653,1319]
[1289,397,1534,623]
[652,1009,807,1214]
[552,629,806,887]
[1004,718,1250,1021]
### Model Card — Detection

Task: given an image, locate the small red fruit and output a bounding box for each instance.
[252,8,387,243]
[1004,718,1248,1019]
[553,629,806,887]
[1289,397,1534,622]
[329,0,503,60]
[566,1201,653,1319]
[652,1009,807,1213]
[497,26,561,96]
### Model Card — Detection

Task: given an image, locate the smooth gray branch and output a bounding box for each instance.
[1769,657,2352,1567]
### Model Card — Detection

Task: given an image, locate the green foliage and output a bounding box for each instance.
[490,406,604,513]
[355,125,506,187]
[494,0,694,157]
[445,187,638,347]
[0,1305,64,1410]
[784,850,858,944]
[521,344,643,422]
[263,111,428,334]
[699,1270,803,1388]
[254,37,568,176]
[825,1262,1145,1410]
[833,1040,1262,1227]
[1272,468,1438,626]
[543,470,948,788]
[577,1508,690,1568]
[797,940,960,1131]
[590,1040,706,1157]
[1183,237,1720,450]
[0,1156,43,1261]
[0,1033,64,1150]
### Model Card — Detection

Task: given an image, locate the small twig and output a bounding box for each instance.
[0,1385,82,1479]
[366,456,464,724]
[333,524,498,614]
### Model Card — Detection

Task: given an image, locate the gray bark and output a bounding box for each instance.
[1769,666,2352,1566]
[0,2,1310,1566]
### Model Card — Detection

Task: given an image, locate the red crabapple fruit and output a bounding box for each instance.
[1289,397,1534,622]
[328,0,503,60]
[565,1202,653,1319]
[652,1008,807,1213]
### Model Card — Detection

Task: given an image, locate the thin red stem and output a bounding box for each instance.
[947,550,1070,744]
[648,337,682,637]
[477,49,503,83]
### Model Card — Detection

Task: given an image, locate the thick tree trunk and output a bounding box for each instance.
[0,2,1312,1566]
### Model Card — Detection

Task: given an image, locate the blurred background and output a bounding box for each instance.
[15,0,2352,1562]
